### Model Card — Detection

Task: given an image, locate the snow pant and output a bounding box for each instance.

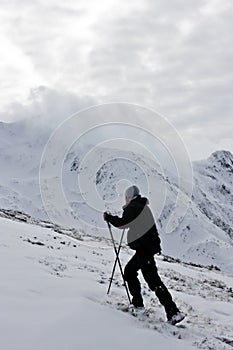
[124,248,179,318]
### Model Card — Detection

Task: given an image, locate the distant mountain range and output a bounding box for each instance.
[0,120,232,272]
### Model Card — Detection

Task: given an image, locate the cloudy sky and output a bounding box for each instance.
[0,0,232,159]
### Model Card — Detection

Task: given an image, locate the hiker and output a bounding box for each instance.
[103,185,185,325]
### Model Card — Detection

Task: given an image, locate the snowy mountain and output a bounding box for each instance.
[0,120,232,272]
[193,151,233,239]
[74,147,233,272]
[1,119,233,349]
[0,120,48,218]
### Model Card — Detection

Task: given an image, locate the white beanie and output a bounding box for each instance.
[125,185,140,202]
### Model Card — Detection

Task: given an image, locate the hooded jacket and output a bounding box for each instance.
[106,195,161,254]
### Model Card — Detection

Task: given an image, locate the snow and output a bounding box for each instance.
[0,120,232,272]
[0,119,233,349]
[1,216,233,350]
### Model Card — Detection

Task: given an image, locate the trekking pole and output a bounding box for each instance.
[107,228,125,295]
[106,222,131,304]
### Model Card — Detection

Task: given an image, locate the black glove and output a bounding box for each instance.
[103,212,110,222]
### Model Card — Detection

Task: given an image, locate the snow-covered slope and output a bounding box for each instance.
[0,120,232,272]
[63,147,233,272]
[1,215,233,350]
[0,120,48,218]
[193,151,233,239]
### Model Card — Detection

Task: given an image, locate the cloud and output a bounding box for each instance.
[0,0,232,159]
[0,86,97,128]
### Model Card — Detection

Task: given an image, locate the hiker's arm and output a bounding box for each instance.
[103,208,134,229]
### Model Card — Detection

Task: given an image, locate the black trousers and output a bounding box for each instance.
[124,248,178,317]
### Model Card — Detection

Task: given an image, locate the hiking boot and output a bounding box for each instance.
[132,295,144,308]
[167,311,185,325]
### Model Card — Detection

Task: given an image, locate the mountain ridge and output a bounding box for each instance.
[0,120,232,271]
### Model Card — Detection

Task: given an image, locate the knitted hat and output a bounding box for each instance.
[125,185,140,202]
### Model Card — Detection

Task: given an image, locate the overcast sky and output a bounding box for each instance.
[0,0,232,159]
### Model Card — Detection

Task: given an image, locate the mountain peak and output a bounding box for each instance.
[208,150,233,170]
[211,149,233,159]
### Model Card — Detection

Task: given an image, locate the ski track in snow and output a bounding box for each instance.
[1,217,232,350]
